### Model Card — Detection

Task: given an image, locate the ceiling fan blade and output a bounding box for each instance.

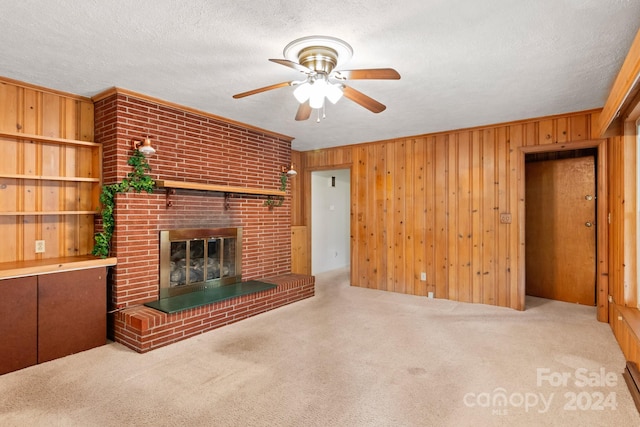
[269,58,314,74]
[295,101,312,121]
[342,86,386,113]
[232,81,292,99]
[333,68,400,80]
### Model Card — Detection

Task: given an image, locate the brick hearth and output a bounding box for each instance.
[114,274,314,352]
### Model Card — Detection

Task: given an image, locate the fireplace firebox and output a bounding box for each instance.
[159,227,242,299]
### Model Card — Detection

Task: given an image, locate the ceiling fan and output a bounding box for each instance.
[232,35,401,121]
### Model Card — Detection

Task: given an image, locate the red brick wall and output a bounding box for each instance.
[94,91,293,310]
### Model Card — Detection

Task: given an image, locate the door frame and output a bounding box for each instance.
[302,163,353,277]
[518,139,608,322]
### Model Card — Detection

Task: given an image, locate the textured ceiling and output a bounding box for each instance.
[1,0,639,151]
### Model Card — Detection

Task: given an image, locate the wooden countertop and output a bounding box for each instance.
[0,256,117,280]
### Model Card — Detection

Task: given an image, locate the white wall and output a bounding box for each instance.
[311,169,350,274]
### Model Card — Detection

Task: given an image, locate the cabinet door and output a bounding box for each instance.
[0,276,37,374]
[37,268,107,363]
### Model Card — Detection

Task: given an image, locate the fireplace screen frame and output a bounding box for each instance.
[159,227,242,299]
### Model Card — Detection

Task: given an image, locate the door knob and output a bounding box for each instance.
[585,221,593,227]
[585,195,594,201]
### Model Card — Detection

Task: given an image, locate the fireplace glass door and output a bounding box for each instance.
[160,228,242,298]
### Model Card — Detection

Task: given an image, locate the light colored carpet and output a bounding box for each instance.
[0,268,637,426]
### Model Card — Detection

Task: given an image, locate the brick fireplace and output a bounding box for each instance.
[93,88,314,352]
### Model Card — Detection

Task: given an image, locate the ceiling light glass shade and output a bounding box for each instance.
[293,83,311,103]
[325,83,343,104]
[309,81,326,109]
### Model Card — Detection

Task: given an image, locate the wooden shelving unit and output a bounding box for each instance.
[0,79,112,374]
[0,108,101,261]
[0,131,101,216]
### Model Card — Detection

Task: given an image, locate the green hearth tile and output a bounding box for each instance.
[144,280,277,314]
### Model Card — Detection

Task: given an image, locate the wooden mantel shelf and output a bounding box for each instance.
[155,180,286,197]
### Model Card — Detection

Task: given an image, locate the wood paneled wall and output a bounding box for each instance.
[296,110,603,311]
[291,225,309,275]
[607,133,637,309]
[0,78,97,263]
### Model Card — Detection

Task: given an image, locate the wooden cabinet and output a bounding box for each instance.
[37,268,107,363]
[0,276,37,375]
[0,266,109,374]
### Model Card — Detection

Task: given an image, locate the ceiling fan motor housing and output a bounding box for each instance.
[298,46,338,75]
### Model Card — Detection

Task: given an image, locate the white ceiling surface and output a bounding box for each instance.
[1,1,639,151]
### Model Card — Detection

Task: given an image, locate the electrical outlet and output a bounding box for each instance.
[499,213,512,224]
[428,291,434,299]
[420,272,427,281]
[35,240,45,253]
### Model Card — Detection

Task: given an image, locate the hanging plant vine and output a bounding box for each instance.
[264,173,288,208]
[92,150,155,258]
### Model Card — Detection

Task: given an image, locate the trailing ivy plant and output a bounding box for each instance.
[264,173,288,208]
[92,150,155,258]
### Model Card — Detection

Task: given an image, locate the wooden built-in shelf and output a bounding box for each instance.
[0,210,97,216]
[0,173,100,182]
[0,79,102,278]
[155,179,286,197]
[0,130,100,147]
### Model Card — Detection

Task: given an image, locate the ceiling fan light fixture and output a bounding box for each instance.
[232,34,399,120]
[296,77,342,108]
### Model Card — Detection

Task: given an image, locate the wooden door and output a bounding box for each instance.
[525,156,596,305]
